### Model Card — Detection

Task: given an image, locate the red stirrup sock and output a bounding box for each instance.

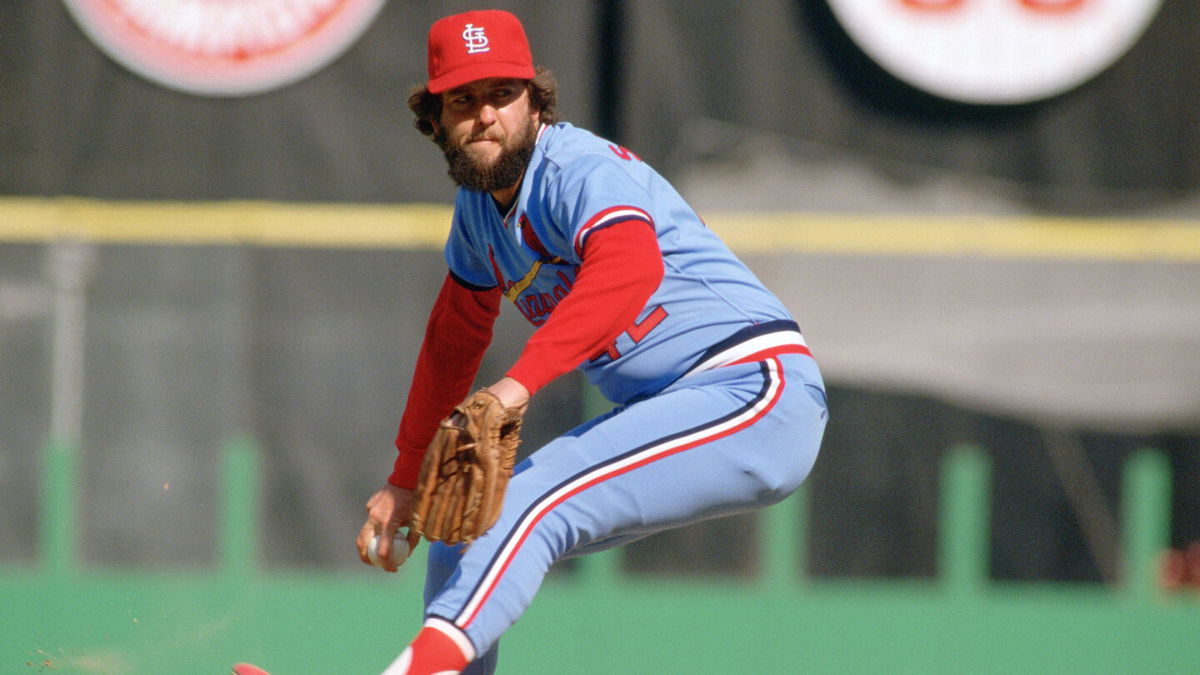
[383,618,475,675]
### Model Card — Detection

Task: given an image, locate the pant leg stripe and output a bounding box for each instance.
[454,357,786,628]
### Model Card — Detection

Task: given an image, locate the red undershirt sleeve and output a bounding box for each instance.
[389,273,501,488]
[506,220,664,395]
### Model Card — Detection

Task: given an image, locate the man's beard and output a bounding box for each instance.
[437,120,538,194]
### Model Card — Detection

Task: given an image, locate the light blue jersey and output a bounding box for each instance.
[406,122,826,675]
[445,122,794,403]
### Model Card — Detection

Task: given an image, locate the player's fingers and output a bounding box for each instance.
[378,541,399,573]
[372,530,415,573]
[356,519,379,566]
[378,529,394,560]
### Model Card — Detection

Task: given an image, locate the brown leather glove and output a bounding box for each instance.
[409,389,523,545]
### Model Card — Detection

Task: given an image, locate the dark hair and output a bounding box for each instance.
[408,67,560,138]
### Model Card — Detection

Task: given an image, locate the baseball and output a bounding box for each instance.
[368,531,410,568]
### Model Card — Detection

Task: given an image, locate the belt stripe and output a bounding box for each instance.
[684,322,810,378]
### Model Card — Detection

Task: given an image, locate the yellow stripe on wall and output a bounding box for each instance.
[0,197,452,249]
[1,197,1198,261]
[706,213,1200,262]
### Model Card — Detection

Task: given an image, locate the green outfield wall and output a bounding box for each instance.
[4,440,1198,674]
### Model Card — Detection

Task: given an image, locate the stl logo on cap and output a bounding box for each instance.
[427,9,535,93]
[463,24,490,54]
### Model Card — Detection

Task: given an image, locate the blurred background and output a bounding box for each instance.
[2,1,1199,672]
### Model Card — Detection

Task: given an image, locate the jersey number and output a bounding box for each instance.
[590,305,667,362]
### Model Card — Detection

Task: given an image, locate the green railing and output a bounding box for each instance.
[4,440,1197,674]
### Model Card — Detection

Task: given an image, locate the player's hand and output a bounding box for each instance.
[486,376,530,415]
[357,484,420,573]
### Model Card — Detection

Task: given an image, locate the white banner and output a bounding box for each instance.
[63,0,386,97]
[826,0,1162,104]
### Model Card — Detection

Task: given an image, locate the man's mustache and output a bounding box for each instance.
[464,133,503,144]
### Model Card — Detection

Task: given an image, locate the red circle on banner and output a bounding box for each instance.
[64,0,386,97]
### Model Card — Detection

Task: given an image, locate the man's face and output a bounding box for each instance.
[434,78,540,194]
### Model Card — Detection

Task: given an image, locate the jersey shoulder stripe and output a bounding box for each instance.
[573,205,652,258]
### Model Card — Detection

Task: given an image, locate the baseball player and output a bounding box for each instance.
[354,9,828,675]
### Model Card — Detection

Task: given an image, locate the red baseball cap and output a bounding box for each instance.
[426,10,535,94]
